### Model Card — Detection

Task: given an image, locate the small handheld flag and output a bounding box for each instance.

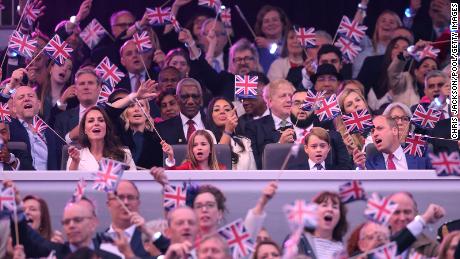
[315,94,341,121]
[0,103,11,123]
[9,30,37,59]
[79,19,108,50]
[341,109,373,134]
[72,178,87,202]
[411,104,441,129]
[403,134,427,157]
[235,75,258,99]
[283,199,318,230]
[295,27,316,48]
[0,188,16,212]
[132,31,153,53]
[93,158,125,192]
[44,35,73,66]
[338,180,366,204]
[337,16,367,44]
[163,184,187,211]
[218,218,255,259]
[95,57,125,88]
[146,7,172,26]
[429,152,460,176]
[334,37,362,63]
[364,192,398,225]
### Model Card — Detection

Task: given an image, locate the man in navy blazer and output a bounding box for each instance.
[9,86,62,170]
[354,115,432,170]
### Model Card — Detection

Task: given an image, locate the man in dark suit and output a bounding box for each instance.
[12,198,120,259]
[245,79,296,169]
[104,180,153,258]
[198,19,230,73]
[353,115,432,170]
[157,78,209,145]
[9,86,62,170]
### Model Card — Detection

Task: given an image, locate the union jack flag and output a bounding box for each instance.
[170,15,182,32]
[334,37,362,63]
[429,152,460,176]
[282,227,302,259]
[93,158,125,192]
[411,104,441,129]
[337,16,367,44]
[218,218,255,259]
[315,94,341,121]
[163,184,187,211]
[23,2,40,25]
[72,178,87,202]
[0,103,11,123]
[369,242,398,259]
[364,193,398,225]
[9,30,37,59]
[403,134,427,157]
[32,115,48,136]
[341,109,373,134]
[132,31,153,53]
[296,124,313,145]
[295,27,316,48]
[79,19,107,50]
[338,180,366,204]
[44,35,73,66]
[146,7,171,25]
[198,0,221,11]
[301,90,324,112]
[98,84,114,104]
[220,8,232,27]
[415,45,440,62]
[235,75,258,99]
[283,200,318,229]
[95,57,125,88]
[0,188,16,212]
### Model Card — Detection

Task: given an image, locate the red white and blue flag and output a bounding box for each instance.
[295,27,316,48]
[415,45,440,62]
[283,199,318,229]
[23,2,40,25]
[9,30,37,59]
[0,103,11,123]
[93,158,125,192]
[0,188,16,212]
[218,218,255,259]
[220,8,232,28]
[170,15,182,32]
[146,7,172,26]
[411,104,441,129]
[301,90,324,112]
[163,184,187,211]
[235,75,258,99]
[429,152,460,176]
[403,134,427,157]
[79,19,108,50]
[342,109,373,134]
[95,57,125,88]
[44,35,73,66]
[364,193,398,225]
[98,84,115,104]
[72,178,87,202]
[32,115,48,139]
[337,16,367,44]
[282,227,302,259]
[315,94,341,121]
[334,37,362,63]
[198,0,221,11]
[133,31,153,53]
[338,180,366,204]
[370,242,399,259]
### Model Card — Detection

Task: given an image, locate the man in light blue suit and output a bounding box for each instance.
[353,116,432,170]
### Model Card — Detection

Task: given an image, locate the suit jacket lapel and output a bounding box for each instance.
[264,116,280,143]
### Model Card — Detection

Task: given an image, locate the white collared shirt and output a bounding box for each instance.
[128,72,146,93]
[19,119,48,170]
[180,112,205,139]
[271,113,292,130]
[308,159,325,171]
[252,108,270,120]
[383,146,408,170]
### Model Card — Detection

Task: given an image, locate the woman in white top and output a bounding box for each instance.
[67,106,136,171]
[206,97,257,170]
[267,29,304,82]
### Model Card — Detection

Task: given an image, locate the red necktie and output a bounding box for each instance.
[387,153,396,170]
[186,120,196,141]
[134,74,141,92]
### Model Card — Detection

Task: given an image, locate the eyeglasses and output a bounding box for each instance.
[233,56,255,63]
[194,202,217,210]
[391,116,410,122]
[317,76,338,82]
[61,216,92,226]
[180,94,201,100]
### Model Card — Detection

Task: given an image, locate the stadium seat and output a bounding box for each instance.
[163,144,232,169]
[7,141,27,151]
[262,143,308,170]
[61,145,70,170]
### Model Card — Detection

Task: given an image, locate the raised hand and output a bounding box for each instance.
[75,0,92,23]
[255,36,270,49]
[421,204,446,224]
[68,146,81,164]
[352,148,366,169]
[137,79,158,100]
[150,166,169,187]
[161,140,174,161]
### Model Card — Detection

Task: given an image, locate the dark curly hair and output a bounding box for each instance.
[79,106,126,162]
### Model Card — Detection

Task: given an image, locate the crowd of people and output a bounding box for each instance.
[0,0,458,257]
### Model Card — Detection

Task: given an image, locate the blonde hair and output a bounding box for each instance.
[120,99,154,131]
[187,130,220,170]
[372,10,402,51]
[263,79,295,104]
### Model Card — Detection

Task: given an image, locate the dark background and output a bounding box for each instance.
[1,0,436,41]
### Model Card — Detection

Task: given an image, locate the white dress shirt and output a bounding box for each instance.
[308,159,325,171]
[271,114,292,130]
[180,112,205,138]
[66,147,137,171]
[383,146,408,170]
